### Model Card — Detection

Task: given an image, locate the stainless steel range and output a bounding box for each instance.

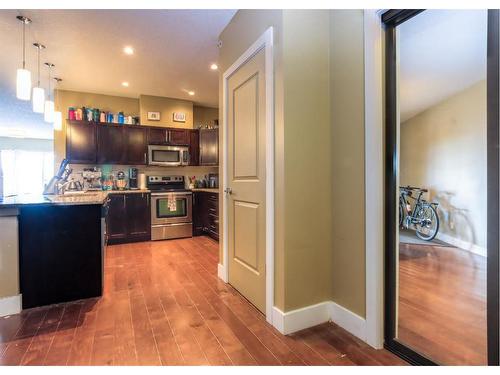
[147,175,193,240]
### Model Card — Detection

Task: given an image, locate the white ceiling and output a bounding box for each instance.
[0,9,236,139]
[399,10,487,122]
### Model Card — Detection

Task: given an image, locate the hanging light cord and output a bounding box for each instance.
[22,20,26,69]
[37,46,40,86]
[48,65,51,100]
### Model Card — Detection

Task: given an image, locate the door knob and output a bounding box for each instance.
[224,187,233,195]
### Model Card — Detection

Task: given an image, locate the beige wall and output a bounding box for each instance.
[329,10,366,317]
[193,106,218,128]
[219,9,367,315]
[0,211,19,299]
[140,95,193,128]
[400,80,487,249]
[281,10,334,311]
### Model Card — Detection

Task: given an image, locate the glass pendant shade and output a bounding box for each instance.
[44,100,54,123]
[53,111,62,131]
[32,86,45,113]
[16,68,31,100]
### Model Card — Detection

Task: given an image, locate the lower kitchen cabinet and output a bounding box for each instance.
[193,191,219,241]
[107,193,151,244]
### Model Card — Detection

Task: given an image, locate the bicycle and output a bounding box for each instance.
[399,186,440,241]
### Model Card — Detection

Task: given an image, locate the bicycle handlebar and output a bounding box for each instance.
[399,186,428,193]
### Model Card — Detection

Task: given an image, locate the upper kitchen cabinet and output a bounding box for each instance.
[97,124,126,164]
[66,120,97,164]
[147,127,189,146]
[126,126,148,165]
[168,128,189,145]
[199,128,219,166]
[189,129,200,166]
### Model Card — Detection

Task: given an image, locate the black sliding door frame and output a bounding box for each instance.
[383,9,500,366]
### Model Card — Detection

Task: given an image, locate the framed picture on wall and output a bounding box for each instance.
[147,111,161,121]
[173,112,186,123]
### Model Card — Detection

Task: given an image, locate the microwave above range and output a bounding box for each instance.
[148,145,190,167]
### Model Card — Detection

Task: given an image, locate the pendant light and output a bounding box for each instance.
[16,16,32,101]
[52,78,63,131]
[32,43,46,113]
[44,62,55,123]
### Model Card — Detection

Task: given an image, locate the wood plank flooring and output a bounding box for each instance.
[0,236,405,366]
[398,242,487,365]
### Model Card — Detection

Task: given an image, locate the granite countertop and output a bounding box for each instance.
[191,188,220,193]
[0,189,151,208]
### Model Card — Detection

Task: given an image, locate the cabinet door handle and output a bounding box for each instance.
[123,195,126,208]
[144,152,147,164]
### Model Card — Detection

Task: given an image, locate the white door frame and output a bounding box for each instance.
[220,27,275,324]
[364,9,384,349]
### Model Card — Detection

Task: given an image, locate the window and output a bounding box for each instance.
[1,149,54,196]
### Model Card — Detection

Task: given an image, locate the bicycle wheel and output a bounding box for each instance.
[399,201,404,227]
[415,204,439,241]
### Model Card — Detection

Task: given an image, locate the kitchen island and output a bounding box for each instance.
[0,193,107,311]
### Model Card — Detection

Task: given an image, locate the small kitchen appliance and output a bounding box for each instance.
[147,175,192,240]
[128,167,139,190]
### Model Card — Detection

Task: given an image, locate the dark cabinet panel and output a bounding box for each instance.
[199,129,219,166]
[189,129,200,166]
[168,129,189,145]
[126,126,148,165]
[107,194,127,242]
[19,205,103,309]
[148,128,167,145]
[193,191,219,241]
[107,193,151,245]
[126,193,151,239]
[97,125,126,164]
[66,121,97,163]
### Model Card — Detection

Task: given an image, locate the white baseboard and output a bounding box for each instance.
[272,302,331,335]
[272,300,367,344]
[217,263,227,282]
[328,301,367,342]
[436,233,487,257]
[0,294,22,317]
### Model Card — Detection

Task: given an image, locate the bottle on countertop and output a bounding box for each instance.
[82,107,88,121]
[118,112,124,124]
[93,108,100,123]
[100,111,106,123]
[76,107,83,121]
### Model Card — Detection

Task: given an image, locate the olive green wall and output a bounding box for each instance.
[329,10,366,317]
[139,95,193,128]
[193,106,218,128]
[219,9,367,316]
[282,10,334,311]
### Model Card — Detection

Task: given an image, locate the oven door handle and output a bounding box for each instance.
[151,192,193,196]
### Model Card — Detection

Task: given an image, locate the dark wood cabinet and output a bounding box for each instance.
[189,130,200,166]
[107,194,127,242]
[193,191,219,241]
[126,126,148,165]
[148,128,167,145]
[168,129,189,145]
[97,125,126,164]
[199,129,219,166]
[107,193,151,245]
[66,120,97,163]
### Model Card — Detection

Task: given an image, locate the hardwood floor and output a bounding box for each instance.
[398,242,487,365]
[0,236,405,366]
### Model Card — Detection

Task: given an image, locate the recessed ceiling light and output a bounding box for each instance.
[210,63,218,70]
[122,81,129,87]
[123,46,134,55]
[188,91,195,96]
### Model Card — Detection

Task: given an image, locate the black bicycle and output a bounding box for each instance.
[399,186,440,241]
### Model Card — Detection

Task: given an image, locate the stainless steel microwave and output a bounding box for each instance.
[148,145,190,167]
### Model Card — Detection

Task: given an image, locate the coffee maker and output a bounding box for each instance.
[128,167,139,189]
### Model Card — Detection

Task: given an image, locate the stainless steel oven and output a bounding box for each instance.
[148,175,193,240]
[148,145,189,167]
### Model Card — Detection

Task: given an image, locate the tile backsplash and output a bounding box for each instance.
[68,163,218,189]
